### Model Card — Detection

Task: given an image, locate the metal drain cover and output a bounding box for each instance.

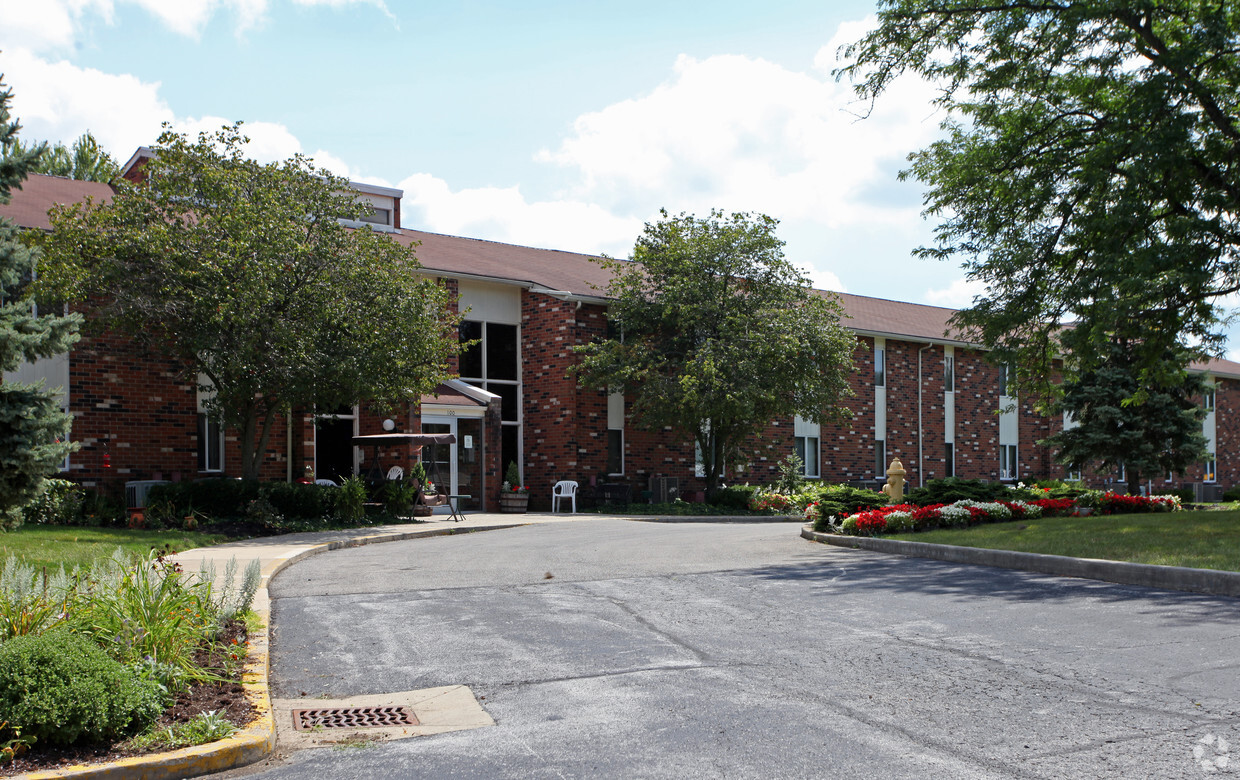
[291,705,419,732]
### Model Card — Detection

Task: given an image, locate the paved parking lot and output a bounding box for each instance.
[235,520,1240,778]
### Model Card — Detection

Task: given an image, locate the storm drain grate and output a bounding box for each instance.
[291,705,419,732]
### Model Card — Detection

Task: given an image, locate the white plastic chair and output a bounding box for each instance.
[551,480,578,513]
[314,478,339,487]
[386,465,404,481]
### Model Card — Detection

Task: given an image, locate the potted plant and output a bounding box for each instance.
[499,461,529,513]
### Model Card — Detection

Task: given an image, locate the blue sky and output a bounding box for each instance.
[9,0,1224,358]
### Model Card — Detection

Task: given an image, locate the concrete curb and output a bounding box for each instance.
[630,514,803,524]
[800,525,1240,598]
[21,521,531,779]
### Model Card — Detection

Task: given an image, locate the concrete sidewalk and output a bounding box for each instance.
[30,511,592,780]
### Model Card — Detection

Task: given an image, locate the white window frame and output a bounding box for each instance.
[1204,458,1217,483]
[793,416,820,479]
[999,444,1017,481]
[606,391,625,476]
[196,376,224,473]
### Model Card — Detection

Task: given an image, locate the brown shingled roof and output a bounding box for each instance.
[0,174,114,230]
[391,228,614,296]
[8,173,1240,379]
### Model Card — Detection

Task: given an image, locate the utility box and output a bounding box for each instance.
[125,480,170,510]
[649,476,680,504]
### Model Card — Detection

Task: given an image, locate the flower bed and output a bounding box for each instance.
[830,493,1181,536]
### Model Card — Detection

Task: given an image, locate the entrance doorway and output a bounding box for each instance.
[421,416,483,511]
[315,406,357,484]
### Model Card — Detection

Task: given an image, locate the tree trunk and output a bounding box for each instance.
[1128,469,1141,496]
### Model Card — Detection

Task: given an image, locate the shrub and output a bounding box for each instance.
[906,477,1011,506]
[807,484,888,531]
[21,479,84,525]
[0,629,164,747]
[707,485,758,510]
[262,482,334,519]
[1222,486,1240,503]
[335,475,368,523]
[773,454,806,496]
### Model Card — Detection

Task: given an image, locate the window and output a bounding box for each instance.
[1204,387,1216,412]
[459,319,521,474]
[1067,466,1081,482]
[197,415,223,472]
[1204,458,1217,483]
[606,391,624,475]
[874,347,886,387]
[794,416,820,479]
[999,444,1017,480]
[1117,462,1126,483]
[999,363,1014,397]
[944,442,954,477]
[944,355,954,392]
[196,376,223,472]
[358,207,391,226]
[875,440,887,477]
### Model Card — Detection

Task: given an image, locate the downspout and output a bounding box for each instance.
[918,343,932,487]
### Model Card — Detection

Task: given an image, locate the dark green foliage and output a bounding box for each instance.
[1042,339,1208,494]
[708,485,759,511]
[39,124,459,479]
[20,479,83,525]
[905,478,1011,507]
[806,484,888,531]
[840,2,1240,397]
[503,461,521,488]
[0,75,81,530]
[1168,487,1197,503]
[146,480,339,526]
[0,630,164,747]
[571,209,856,494]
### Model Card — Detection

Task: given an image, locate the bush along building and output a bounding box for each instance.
[4,161,1238,512]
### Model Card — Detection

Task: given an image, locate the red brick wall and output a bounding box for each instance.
[53,294,1240,502]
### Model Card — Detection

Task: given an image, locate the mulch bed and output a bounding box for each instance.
[1,620,257,777]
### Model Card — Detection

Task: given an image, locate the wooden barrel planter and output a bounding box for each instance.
[499,492,529,513]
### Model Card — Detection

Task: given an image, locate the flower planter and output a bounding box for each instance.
[499,493,529,513]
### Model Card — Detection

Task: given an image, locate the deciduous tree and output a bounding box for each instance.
[572,209,856,493]
[840,1,1240,399]
[39,124,459,480]
[13,131,119,182]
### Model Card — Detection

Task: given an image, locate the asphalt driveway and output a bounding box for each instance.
[239,519,1239,778]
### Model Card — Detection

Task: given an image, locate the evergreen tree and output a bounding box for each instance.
[12,131,119,182]
[0,75,80,529]
[1042,339,1208,495]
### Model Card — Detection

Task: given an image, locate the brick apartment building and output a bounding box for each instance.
[4,166,1237,511]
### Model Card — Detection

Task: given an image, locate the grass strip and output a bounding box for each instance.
[0,526,233,570]
[886,510,1240,572]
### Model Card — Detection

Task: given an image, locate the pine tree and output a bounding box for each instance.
[1042,338,1208,495]
[0,74,80,529]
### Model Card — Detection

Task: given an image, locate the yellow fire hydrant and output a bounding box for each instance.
[881,458,906,502]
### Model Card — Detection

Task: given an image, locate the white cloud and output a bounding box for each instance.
[536,43,941,230]
[1,48,174,155]
[0,0,111,54]
[397,172,642,257]
[804,265,846,293]
[924,277,985,308]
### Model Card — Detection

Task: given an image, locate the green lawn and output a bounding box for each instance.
[886,510,1240,572]
[0,526,234,571]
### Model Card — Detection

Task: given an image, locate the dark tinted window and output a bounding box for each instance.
[459,321,482,378]
[486,323,519,381]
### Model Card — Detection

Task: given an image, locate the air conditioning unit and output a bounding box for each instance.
[649,476,679,504]
[125,480,170,510]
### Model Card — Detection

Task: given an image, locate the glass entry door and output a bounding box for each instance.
[420,416,484,511]
[421,420,455,499]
